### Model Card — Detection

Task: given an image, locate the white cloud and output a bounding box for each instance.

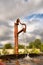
[32,0,42,6]
[35,8,43,14]
[0,25,8,36]
[0,0,43,45]
[0,40,12,45]
[26,21,39,33]
[35,35,41,39]
[0,0,43,21]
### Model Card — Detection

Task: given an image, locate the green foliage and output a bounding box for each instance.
[19,51,22,54]
[23,49,28,54]
[29,42,35,48]
[19,51,24,54]
[2,48,9,55]
[23,46,28,54]
[18,44,25,49]
[34,39,41,49]
[3,43,13,49]
[29,39,41,49]
[30,48,40,54]
[26,46,29,49]
[40,43,43,52]
[0,52,1,55]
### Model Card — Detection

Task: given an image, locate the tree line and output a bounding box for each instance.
[1,39,43,52]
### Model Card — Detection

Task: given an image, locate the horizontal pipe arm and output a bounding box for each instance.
[17,29,24,35]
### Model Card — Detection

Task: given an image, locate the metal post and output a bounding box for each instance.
[14,18,26,54]
[14,23,18,54]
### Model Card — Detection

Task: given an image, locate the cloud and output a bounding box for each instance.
[0,21,13,42]
[17,13,43,44]
[23,14,43,43]
[0,13,43,45]
[0,0,43,45]
[0,0,43,21]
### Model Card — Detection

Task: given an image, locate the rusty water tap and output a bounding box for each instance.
[14,18,26,54]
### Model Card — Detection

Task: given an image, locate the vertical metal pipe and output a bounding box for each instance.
[14,18,26,55]
[14,23,18,54]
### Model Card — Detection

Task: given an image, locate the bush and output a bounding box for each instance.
[40,44,43,52]
[2,48,9,55]
[3,43,13,49]
[18,44,25,49]
[30,48,40,54]
[0,52,1,55]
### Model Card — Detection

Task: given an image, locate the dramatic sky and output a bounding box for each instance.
[0,0,43,46]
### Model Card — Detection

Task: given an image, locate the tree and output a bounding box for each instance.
[28,39,42,49]
[40,43,43,52]
[26,46,29,49]
[29,42,35,48]
[34,39,41,49]
[3,43,13,49]
[18,44,25,49]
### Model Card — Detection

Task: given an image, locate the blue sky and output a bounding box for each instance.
[0,0,43,46]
